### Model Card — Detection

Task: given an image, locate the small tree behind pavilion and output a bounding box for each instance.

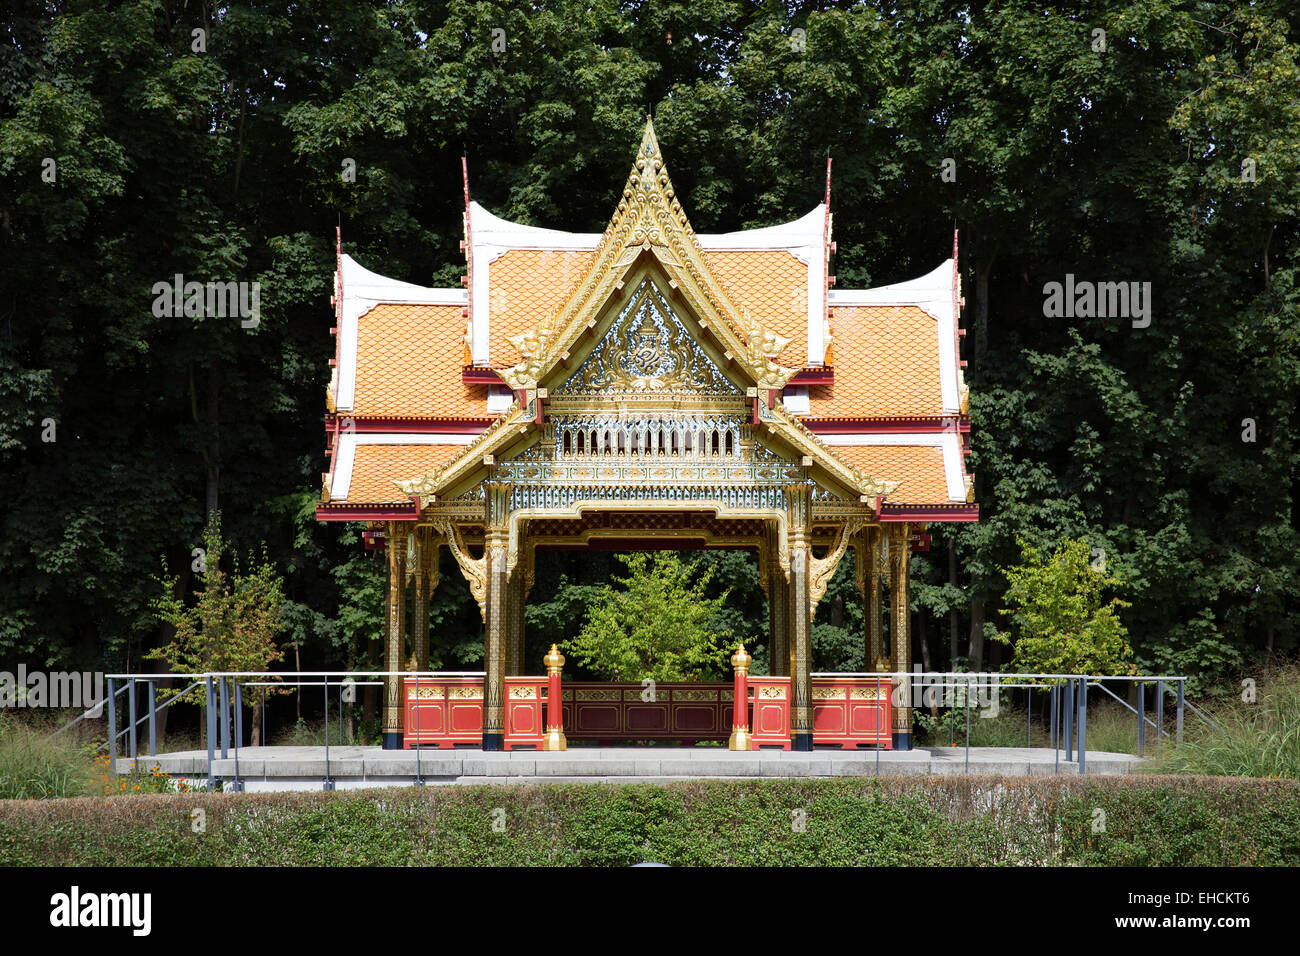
[149,512,287,745]
[993,536,1137,680]
[563,552,734,682]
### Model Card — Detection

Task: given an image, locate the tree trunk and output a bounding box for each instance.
[917,610,938,724]
[363,636,379,739]
[205,366,220,518]
[948,539,960,666]
[251,695,262,746]
[968,593,985,672]
[971,236,998,364]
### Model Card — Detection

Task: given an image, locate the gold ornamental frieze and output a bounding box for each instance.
[559,280,739,397]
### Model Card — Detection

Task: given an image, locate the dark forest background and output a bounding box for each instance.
[2,1,1297,703]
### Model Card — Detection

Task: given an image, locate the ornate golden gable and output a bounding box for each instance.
[499,117,799,394]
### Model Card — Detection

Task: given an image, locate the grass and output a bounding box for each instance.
[269,717,359,747]
[1143,664,1300,778]
[0,711,98,799]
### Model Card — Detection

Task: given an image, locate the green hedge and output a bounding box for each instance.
[2,776,1297,866]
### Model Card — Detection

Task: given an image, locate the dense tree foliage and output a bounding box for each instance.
[2,1,1297,700]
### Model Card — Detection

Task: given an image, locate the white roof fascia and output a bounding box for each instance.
[696,206,824,250]
[830,259,959,413]
[469,202,600,365]
[336,254,466,411]
[700,206,826,365]
[818,431,966,502]
[331,432,477,501]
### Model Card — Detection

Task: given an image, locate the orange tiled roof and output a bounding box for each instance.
[483,248,812,370]
[352,303,485,419]
[704,250,809,368]
[488,249,596,368]
[831,444,954,505]
[805,305,942,419]
[334,443,466,505]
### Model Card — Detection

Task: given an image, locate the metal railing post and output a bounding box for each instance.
[1049,681,1057,750]
[127,678,138,763]
[106,677,117,781]
[964,679,970,774]
[231,681,243,792]
[1027,686,1032,747]
[1156,679,1164,740]
[1077,680,1087,774]
[205,676,216,792]
[1064,679,1074,762]
[323,674,334,791]
[413,673,424,785]
[221,677,233,758]
[875,674,881,774]
[1137,681,1145,757]
[1176,679,1185,744]
[234,681,243,747]
[147,680,157,757]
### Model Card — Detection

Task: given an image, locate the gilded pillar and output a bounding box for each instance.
[767,525,788,677]
[482,481,511,750]
[411,525,437,672]
[859,527,885,670]
[786,483,814,751]
[382,522,409,749]
[506,537,532,676]
[888,523,913,750]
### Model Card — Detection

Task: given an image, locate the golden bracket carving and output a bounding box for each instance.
[809,518,864,617]
[437,519,487,621]
[853,524,873,598]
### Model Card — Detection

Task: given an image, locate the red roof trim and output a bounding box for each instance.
[316,503,419,521]
[789,366,833,385]
[462,365,503,385]
[324,415,493,434]
[880,504,979,522]
[803,416,969,435]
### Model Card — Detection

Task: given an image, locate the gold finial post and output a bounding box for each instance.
[729,644,754,751]
[542,644,567,751]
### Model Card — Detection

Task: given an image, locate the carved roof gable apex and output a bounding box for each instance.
[498,117,799,395]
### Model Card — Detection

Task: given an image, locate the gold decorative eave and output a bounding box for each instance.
[394,397,536,504]
[754,398,900,503]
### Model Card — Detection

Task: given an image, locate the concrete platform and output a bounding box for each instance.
[114,745,1142,791]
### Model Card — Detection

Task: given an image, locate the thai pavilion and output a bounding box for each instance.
[316,119,977,752]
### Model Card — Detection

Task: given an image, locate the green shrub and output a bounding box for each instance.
[1,776,1296,866]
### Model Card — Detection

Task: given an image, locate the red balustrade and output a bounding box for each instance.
[404,675,545,750]
[405,673,892,750]
[810,675,893,749]
[749,676,791,749]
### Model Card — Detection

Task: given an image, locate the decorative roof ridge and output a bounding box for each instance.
[494,117,800,395]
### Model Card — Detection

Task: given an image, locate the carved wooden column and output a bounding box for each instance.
[411,525,438,672]
[482,481,511,750]
[785,482,814,751]
[764,524,788,677]
[382,521,409,750]
[888,523,913,750]
[506,536,532,676]
[858,526,885,670]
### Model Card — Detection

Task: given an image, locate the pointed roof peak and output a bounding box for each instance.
[625,113,672,207]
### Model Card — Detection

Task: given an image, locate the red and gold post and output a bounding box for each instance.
[542,643,567,751]
[729,644,754,751]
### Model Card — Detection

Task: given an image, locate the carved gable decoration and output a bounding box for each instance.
[556,280,739,397]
